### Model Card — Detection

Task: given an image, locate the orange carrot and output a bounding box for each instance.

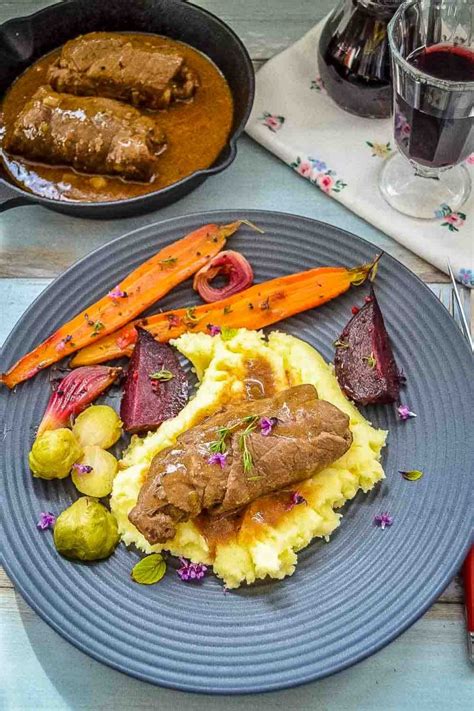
[71,255,380,366]
[1,222,243,389]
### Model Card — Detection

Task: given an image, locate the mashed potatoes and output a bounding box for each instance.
[111,330,387,588]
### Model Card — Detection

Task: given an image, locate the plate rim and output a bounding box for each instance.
[1,208,473,694]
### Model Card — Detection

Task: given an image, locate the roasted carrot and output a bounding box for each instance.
[1,222,242,389]
[71,255,381,366]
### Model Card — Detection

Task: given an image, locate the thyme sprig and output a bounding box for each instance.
[208,415,259,474]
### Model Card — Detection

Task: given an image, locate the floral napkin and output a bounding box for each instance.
[246,21,474,287]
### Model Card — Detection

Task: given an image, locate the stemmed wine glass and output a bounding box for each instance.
[380,0,474,219]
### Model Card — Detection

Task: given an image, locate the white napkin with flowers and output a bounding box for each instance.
[246,21,474,287]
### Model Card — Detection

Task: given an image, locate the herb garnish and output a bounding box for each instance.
[397,405,417,421]
[208,414,259,475]
[221,327,238,341]
[239,415,259,474]
[149,369,174,382]
[177,558,207,582]
[362,352,377,369]
[223,305,233,315]
[131,553,167,585]
[91,321,105,336]
[373,512,393,529]
[333,339,349,349]
[399,469,424,481]
[37,512,56,530]
[159,257,178,269]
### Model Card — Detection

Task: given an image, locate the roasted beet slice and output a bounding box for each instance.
[120,328,188,433]
[334,289,401,405]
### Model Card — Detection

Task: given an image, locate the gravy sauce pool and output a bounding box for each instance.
[0,33,233,202]
[195,357,295,554]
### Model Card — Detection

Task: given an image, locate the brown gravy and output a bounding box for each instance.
[0,33,233,202]
[195,358,298,553]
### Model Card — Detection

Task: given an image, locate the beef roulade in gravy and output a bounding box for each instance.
[47,32,199,110]
[4,87,166,181]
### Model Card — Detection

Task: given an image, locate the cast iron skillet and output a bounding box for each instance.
[0,0,254,218]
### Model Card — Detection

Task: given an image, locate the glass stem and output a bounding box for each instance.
[411,163,441,180]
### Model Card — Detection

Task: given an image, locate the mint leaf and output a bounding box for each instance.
[131,553,166,585]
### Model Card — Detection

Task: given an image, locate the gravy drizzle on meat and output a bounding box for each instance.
[129,384,353,544]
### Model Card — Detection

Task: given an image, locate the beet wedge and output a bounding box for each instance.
[120,328,188,434]
[334,288,401,405]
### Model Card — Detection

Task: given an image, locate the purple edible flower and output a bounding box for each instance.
[177,558,208,582]
[208,452,227,468]
[37,512,56,530]
[260,416,277,436]
[208,324,221,337]
[286,491,307,510]
[373,512,394,530]
[108,286,128,299]
[73,463,94,474]
[397,405,417,421]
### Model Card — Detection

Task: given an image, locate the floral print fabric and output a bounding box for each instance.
[246,20,473,287]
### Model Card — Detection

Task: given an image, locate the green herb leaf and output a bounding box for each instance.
[221,327,238,341]
[149,369,174,382]
[91,321,105,336]
[362,352,377,369]
[400,469,424,481]
[159,257,178,269]
[185,307,197,321]
[333,339,349,349]
[131,553,167,585]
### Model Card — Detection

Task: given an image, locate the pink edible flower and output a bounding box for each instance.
[73,463,94,474]
[397,405,416,421]
[177,558,208,582]
[373,512,394,530]
[260,416,277,436]
[208,452,227,468]
[37,512,56,530]
[108,286,128,299]
[286,491,307,510]
[466,153,474,165]
[208,324,221,337]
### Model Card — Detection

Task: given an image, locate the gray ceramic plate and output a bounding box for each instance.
[1,210,472,693]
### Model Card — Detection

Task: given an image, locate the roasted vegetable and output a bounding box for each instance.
[29,428,82,480]
[37,366,121,436]
[72,256,381,365]
[334,288,401,405]
[192,250,253,302]
[72,405,122,449]
[71,445,118,497]
[120,328,188,433]
[0,222,243,389]
[53,497,119,561]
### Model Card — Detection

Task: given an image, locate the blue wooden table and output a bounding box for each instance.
[1,2,472,708]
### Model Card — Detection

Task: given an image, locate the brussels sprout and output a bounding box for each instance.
[29,428,82,480]
[72,405,122,449]
[53,497,119,561]
[71,445,118,497]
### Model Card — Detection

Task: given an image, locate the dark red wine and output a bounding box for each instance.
[318,1,401,118]
[394,44,474,168]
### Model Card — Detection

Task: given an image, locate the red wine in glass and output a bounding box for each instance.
[394,44,474,168]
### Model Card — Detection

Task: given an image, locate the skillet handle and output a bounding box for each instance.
[0,180,34,212]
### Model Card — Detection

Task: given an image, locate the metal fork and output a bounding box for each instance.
[447,261,474,352]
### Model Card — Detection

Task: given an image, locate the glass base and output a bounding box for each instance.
[379,153,472,219]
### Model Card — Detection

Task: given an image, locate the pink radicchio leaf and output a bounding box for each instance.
[37,365,122,436]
